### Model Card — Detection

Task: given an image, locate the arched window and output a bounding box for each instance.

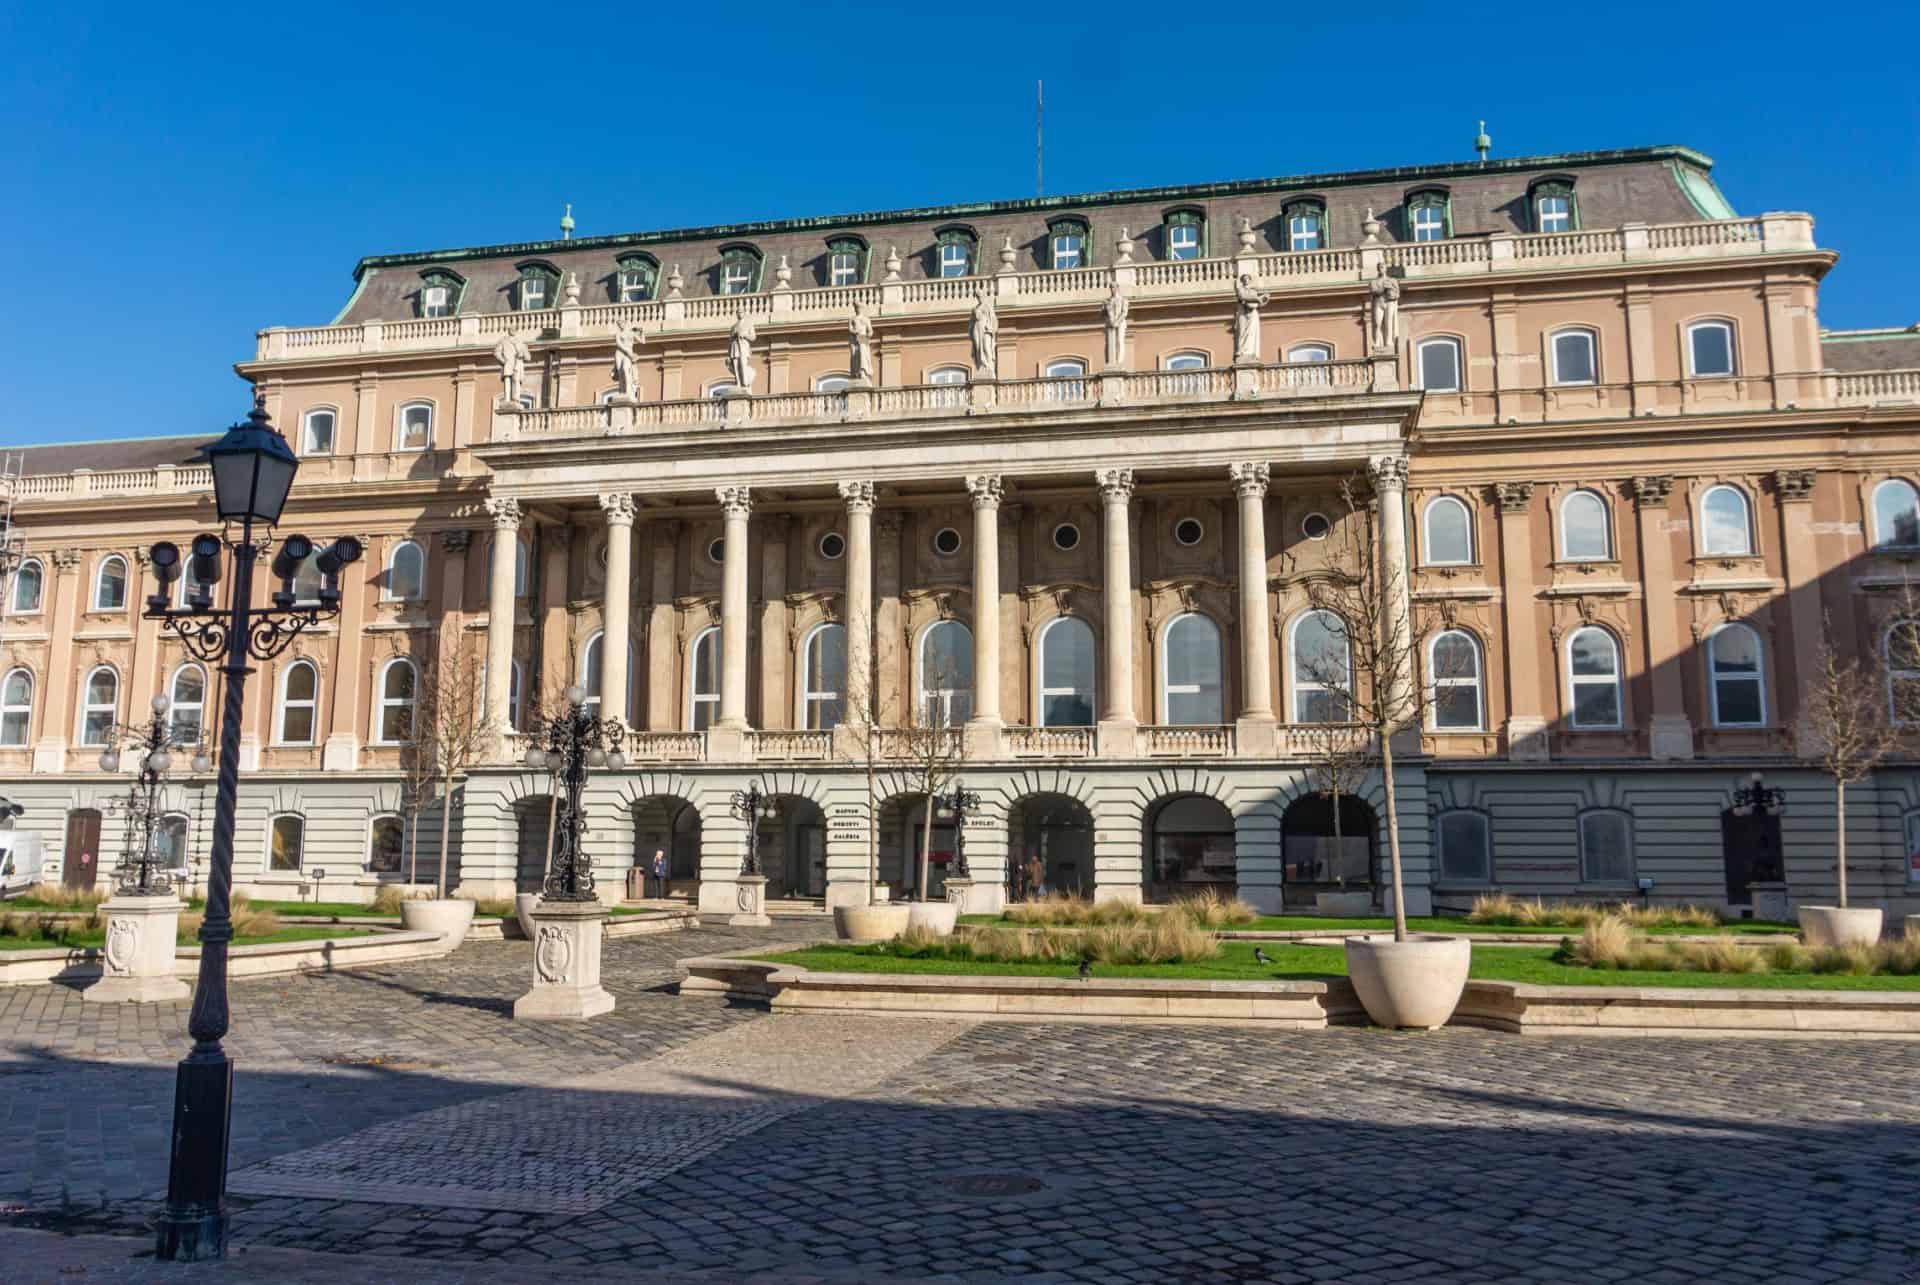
[1428,630,1483,730]
[1578,809,1634,884]
[688,627,720,731]
[1549,328,1598,385]
[615,254,657,303]
[78,666,119,746]
[1285,343,1332,363]
[302,408,336,456]
[1566,627,1622,729]
[935,226,977,278]
[717,244,762,295]
[579,631,635,723]
[0,668,32,746]
[1038,617,1096,726]
[1699,485,1753,557]
[367,814,405,874]
[1405,189,1450,241]
[1422,496,1473,565]
[1162,350,1209,395]
[386,540,426,601]
[169,664,206,743]
[1885,620,1920,724]
[1706,624,1765,727]
[1161,613,1224,724]
[1047,216,1089,270]
[801,623,846,730]
[397,401,433,451]
[918,620,974,725]
[376,659,416,743]
[268,813,305,872]
[1435,809,1491,883]
[1044,358,1088,402]
[1164,208,1205,261]
[1415,337,1463,392]
[1284,199,1325,251]
[814,374,851,395]
[277,660,318,744]
[928,365,968,408]
[1560,489,1612,561]
[1687,320,1736,377]
[1872,479,1920,549]
[1163,350,1208,370]
[1290,610,1349,724]
[485,534,531,597]
[93,555,128,611]
[10,560,42,614]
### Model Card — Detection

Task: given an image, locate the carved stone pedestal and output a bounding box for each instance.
[729,874,771,927]
[85,895,189,1004]
[513,900,613,1021]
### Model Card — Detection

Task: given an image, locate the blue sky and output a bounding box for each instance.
[1,1,1914,448]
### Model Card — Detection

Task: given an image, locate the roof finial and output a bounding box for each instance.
[1474,121,1491,164]
[560,202,575,240]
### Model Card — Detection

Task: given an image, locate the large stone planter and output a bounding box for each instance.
[85,894,189,1003]
[1797,905,1883,949]
[906,900,959,937]
[1344,934,1471,1030]
[833,903,910,943]
[514,893,538,940]
[398,898,476,949]
[1316,891,1374,916]
[514,899,613,1020]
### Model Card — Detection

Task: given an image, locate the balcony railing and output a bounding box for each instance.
[1834,368,1920,406]
[1143,725,1235,757]
[252,215,1817,362]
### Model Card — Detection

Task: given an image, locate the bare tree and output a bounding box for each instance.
[1297,717,1372,895]
[1798,611,1905,908]
[403,632,494,898]
[899,657,967,902]
[834,627,885,903]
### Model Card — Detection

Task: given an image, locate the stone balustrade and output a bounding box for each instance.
[251,215,1817,362]
[557,723,1269,767]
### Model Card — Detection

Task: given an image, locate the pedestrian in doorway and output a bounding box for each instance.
[652,848,668,898]
[1027,852,1046,900]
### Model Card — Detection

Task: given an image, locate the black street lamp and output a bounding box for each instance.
[142,404,362,1262]
[523,685,626,900]
[729,783,777,875]
[1731,770,1788,818]
[100,694,210,896]
[943,784,979,880]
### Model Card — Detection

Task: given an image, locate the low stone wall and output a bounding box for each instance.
[275,908,697,942]
[1454,980,1920,1039]
[0,928,448,988]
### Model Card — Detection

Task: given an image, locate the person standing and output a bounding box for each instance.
[651,848,669,899]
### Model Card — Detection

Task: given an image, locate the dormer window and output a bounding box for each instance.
[1528,177,1579,234]
[1284,200,1325,251]
[515,262,559,311]
[825,236,868,287]
[1047,217,1089,270]
[1406,190,1450,242]
[417,269,463,319]
[615,254,657,303]
[1165,209,1205,261]
[718,245,763,295]
[936,226,977,278]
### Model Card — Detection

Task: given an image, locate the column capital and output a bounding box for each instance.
[1094,467,1135,503]
[598,491,637,525]
[50,548,79,572]
[485,496,522,530]
[838,480,876,514]
[440,529,474,556]
[966,474,1003,510]
[1493,481,1535,514]
[1772,468,1817,502]
[1628,474,1674,507]
[716,485,753,519]
[1229,461,1269,500]
[1367,455,1409,493]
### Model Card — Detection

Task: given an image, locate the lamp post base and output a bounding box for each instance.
[87,894,190,1004]
[729,874,772,927]
[514,899,614,1020]
[154,1052,234,1261]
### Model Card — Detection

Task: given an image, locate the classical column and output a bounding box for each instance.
[1368,456,1416,733]
[1095,469,1137,739]
[1630,475,1693,759]
[965,475,1003,727]
[714,485,752,730]
[1493,482,1548,760]
[483,497,521,751]
[31,549,81,772]
[838,481,875,724]
[1772,469,1822,751]
[1229,463,1274,724]
[598,492,636,726]
[644,520,680,731]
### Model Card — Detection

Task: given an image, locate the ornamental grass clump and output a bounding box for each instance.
[19,882,108,911]
[1471,892,1721,931]
[1564,915,1920,976]
[1166,888,1259,929]
[892,918,1218,966]
[0,909,99,941]
[1004,894,1148,928]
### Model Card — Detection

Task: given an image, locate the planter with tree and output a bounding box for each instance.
[396,634,490,949]
[831,601,910,940]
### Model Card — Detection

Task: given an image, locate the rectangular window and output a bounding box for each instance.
[1552,332,1596,385]
[619,271,649,302]
[1168,224,1200,260]
[1537,196,1571,233]
[939,243,969,277]
[303,411,334,456]
[722,264,753,295]
[521,278,546,310]
[422,286,451,318]
[1578,812,1633,884]
[399,406,431,451]
[269,815,304,872]
[1436,811,1491,883]
[1412,205,1445,242]
[1051,234,1082,270]
[829,253,859,287]
[1690,324,1734,377]
[1418,341,1462,392]
[1288,214,1321,251]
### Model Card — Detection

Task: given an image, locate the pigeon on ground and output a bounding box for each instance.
[1254,946,1275,966]
[1077,957,1092,981]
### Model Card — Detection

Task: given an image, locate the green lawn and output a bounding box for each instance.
[958,913,1799,937]
[752,941,1920,992]
[0,926,378,952]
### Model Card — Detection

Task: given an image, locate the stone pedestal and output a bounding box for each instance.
[729,874,772,927]
[513,899,614,1021]
[944,878,973,907]
[85,895,189,1004]
[1748,881,1790,923]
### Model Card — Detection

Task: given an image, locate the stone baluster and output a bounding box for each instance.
[598,493,636,727]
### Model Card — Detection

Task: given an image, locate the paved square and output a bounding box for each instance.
[2,922,1918,1283]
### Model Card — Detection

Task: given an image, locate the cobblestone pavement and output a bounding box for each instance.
[4,921,1919,1283]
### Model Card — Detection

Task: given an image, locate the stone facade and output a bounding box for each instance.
[3,144,1918,917]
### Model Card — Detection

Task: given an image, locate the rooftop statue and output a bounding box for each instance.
[1233,275,1270,364]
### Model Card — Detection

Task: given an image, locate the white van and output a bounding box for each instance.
[0,832,47,898]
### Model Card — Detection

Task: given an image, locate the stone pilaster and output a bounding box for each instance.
[1228,463,1275,751]
[1095,468,1138,756]
[1629,474,1692,759]
[838,481,876,726]
[1493,481,1548,760]
[965,475,1003,750]
[713,486,753,753]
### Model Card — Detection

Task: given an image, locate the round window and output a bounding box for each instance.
[932,527,963,557]
[1302,512,1331,541]
[707,537,725,564]
[819,531,846,560]
[1173,517,1204,547]
[1052,523,1080,551]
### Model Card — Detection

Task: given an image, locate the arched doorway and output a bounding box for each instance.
[755,795,826,900]
[1281,793,1376,908]
[512,795,557,893]
[877,794,960,901]
[1146,795,1235,903]
[1006,794,1094,901]
[631,796,700,899]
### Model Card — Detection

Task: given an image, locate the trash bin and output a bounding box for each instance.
[626,867,645,902]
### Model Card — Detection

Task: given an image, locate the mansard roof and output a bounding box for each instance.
[10,435,215,477]
[1821,328,1920,372]
[332,145,1730,325]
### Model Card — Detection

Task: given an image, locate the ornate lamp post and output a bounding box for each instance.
[100,695,210,897]
[1731,770,1789,903]
[141,404,362,1262]
[938,784,980,911]
[514,685,623,1019]
[726,783,776,926]
[1731,770,1788,818]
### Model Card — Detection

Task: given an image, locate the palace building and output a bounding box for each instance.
[5,141,1920,918]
